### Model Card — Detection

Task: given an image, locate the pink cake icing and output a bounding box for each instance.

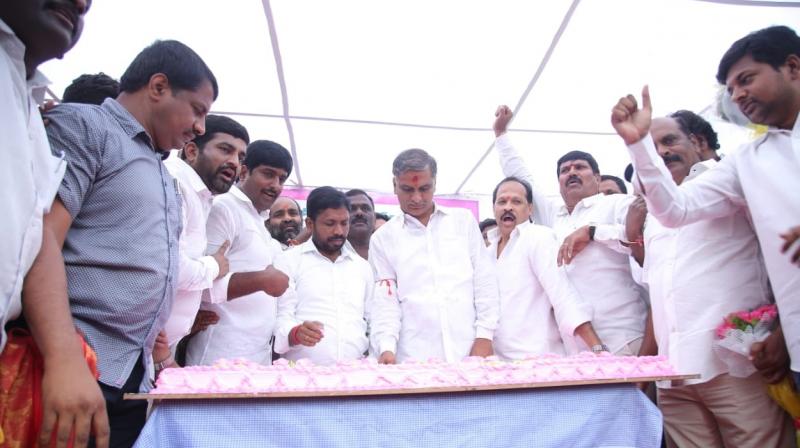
[151,353,677,395]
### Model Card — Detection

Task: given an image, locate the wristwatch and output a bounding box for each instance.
[155,357,174,372]
[590,344,609,354]
[588,225,597,241]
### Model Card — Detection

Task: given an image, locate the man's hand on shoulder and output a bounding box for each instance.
[494,105,513,138]
[611,85,652,146]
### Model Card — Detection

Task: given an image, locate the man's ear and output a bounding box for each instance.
[785,54,800,80]
[183,141,200,164]
[148,73,170,101]
[305,217,314,232]
[689,133,707,156]
[239,164,249,182]
[392,177,398,194]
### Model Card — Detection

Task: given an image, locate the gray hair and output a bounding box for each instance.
[392,148,437,177]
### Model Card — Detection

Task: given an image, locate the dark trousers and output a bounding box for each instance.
[90,357,147,448]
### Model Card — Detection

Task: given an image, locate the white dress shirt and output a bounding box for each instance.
[641,159,771,387]
[629,128,800,371]
[0,20,66,352]
[185,185,281,365]
[496,135,647,353]
[488,221,593,359]
[273,241,373,364]
[369,205,500,363]
[162,153,220,346]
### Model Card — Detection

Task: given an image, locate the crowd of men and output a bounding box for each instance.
[1,1,799,447]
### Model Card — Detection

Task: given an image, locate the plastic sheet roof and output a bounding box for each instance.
[41,0,800,217]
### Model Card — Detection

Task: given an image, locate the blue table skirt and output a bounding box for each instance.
[134,384,661,448]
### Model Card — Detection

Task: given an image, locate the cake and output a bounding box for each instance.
[150,353,677,395]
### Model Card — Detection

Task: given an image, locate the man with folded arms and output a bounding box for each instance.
[369,149,499,364]
[493,108,646,355]
[488,177,604,359]
[619,108,793,447]
[274,187,373,364]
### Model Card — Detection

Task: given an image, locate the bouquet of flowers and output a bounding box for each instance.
[714,304,800,444]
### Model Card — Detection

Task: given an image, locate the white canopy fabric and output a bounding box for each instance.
[41,0,800,217]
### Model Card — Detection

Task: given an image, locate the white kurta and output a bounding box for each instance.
[488,221,592,359]
[185,185,281,365]
[629,129,800,372]
[369,205,500,363]
[273,241,373,364]
[0,20,66,352]
[162,153,219,346]
[496,135,647,353]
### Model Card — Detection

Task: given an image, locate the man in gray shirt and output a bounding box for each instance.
[44,40,217,447]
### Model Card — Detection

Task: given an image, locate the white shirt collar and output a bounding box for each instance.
[487,219,530,246]
[557,192,603,217]
[230,185,270,219]
[166,152,211,195]
[402,202,449,228]
[298,238,356,262]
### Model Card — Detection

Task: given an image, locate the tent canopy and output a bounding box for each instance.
[41,0,800,217]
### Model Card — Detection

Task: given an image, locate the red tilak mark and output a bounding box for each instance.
[411,175,419,185]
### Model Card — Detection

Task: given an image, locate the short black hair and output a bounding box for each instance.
[345,189,374,208]
[392,148,437,177]
[62,72,119,105]
[717,25,800,84]
[492,176,533,204]
[556,150,599,176]
[669,110,720,151]
[243,140,293,175]
[192,114,250,149]
[120,40,218,100]
[479,218,497,233]
[600,175,627,194]
[306,186,350,221]
[375,212,391,222]
[624,164,634,183]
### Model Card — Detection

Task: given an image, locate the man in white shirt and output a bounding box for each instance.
[267,196,304,249]
[161,115,249,354]
[622,110,793,447]
[369,149,500,364]
[611,24,800,394]
[274,187,373,364]
[488,177,604,359]
[493,108,646,355]
[185,140,291,365]
[0,2,109,446]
